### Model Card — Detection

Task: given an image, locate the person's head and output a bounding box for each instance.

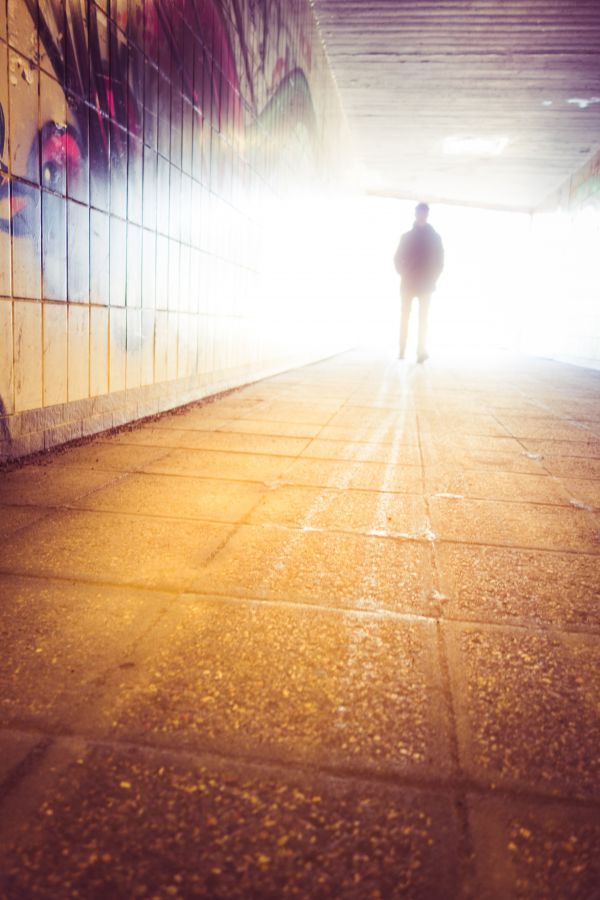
[415,202,429,226]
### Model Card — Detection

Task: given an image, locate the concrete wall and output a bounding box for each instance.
[0,0,356,461]
[525,148,600,370]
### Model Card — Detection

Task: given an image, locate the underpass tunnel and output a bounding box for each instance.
[1,0,599,458]
[0,1,599,897]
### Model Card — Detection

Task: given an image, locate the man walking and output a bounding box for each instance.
[393,202,444,363]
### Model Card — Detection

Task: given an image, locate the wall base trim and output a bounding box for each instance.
[0,346,354,464]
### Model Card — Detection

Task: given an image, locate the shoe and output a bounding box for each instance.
[398,353,405,360]
[417,353,429,364]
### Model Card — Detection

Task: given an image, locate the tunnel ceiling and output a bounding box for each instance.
[312,0,600,211]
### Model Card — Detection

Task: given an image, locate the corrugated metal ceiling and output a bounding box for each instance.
[312,0,600,210]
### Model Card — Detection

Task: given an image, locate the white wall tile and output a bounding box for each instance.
[154,310,168,382]
[0,299,14,414]
[141,309,155,385]
[109,306,126,392]
[90,306,109,397]
[68,305,90,401]
[14,300,42,411]
[43,302,68,406]
[126,307,142,389]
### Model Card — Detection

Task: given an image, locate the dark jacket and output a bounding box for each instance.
[394,223,444,294]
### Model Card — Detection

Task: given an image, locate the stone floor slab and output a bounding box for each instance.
[282,458,423,492]
[247,484,428,537]
[0,575,169,730]
[0,730,42,784]
[73,473,267,523]
[317,423,417,444]
[436,543,600,629]
[0,505,50,537]
[158,431,311,457]
[519,437,600,458]
[189,524,436,614]
[467,795,600,900]
[564,478,600,511]
[217,417,322,438]
[0,465,122,508]
[418,418,511,438]
[104,598,452,776]
[43,442,170,472]
[445,623,600,799]
[142,448,294,483]
[420,445,547,474]
[429,496,600,552]
[99,426,211,448]
[300,438,421,465]
[0,743,461,900]
[239,401,339,424]
[0,509,232,591]
[542,456,600,480]
[496,417,597,442]
[425,467,572,505]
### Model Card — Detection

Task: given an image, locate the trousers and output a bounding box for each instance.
[399,292,431,358]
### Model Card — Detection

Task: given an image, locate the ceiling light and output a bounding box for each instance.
[442,135,509,156]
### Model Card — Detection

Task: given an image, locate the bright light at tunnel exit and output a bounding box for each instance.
[339,195,535,359]
[261,192,598,367]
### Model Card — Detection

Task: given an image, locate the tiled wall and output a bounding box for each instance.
[526,148,600,370]
[0,0,355,460]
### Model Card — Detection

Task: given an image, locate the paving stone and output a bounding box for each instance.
[217,418,322,438]
[163,405,251,426]
[151,415,232,431]
[467,795,600,900]
[0,509,232,591]
[519,437,600,458]
[42,442,170,472]
[429,496,600,552]
[327,411,418,436]
[239,401,338,424]
[425,467,572,505]
[420,445,547,474]
[436,543,600,629]
[541,456,600,480]
[105,598,452,775]
[0,464,121,507]
[0,729,42,784]
[0,744,460,900]
[189,524,436,614]
[73,473,267,523]
[419,417,511,438]
[0,575,169,730]
[142,448,294,483]
[248,484,428,536]
[445,624,600,799]
[317,424,417,444]
[563,478,600,511]
[496,417,597,442]
[0,505,50,537]
[98,426,208,447]
[282,458,423,492]
[152,431,311,457]
[300,438,421,465]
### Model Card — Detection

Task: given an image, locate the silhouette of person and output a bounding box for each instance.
[393,202,444,363]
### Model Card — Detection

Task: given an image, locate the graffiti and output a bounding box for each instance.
[0,0,318,241]
[0,0,341,457]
